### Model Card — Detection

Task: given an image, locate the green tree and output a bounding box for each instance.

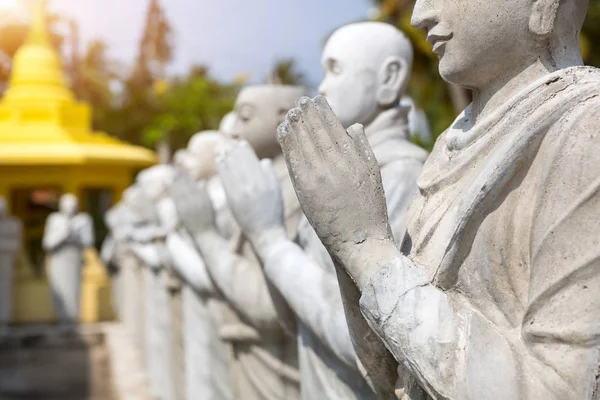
[74,39,121,130]
[107,0,174,148]
[142,66,237,151]
[269,58,306,85]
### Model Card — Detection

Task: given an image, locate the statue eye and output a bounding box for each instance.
[237,105,254,122]
[327,59,342,75]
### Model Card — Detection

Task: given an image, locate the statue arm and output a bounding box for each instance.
[355,140,600,400]
[42,213,70,251]
[259,238,358,367]
[166,231,214,294]
[193,230,280,329]
[77,214,95,247]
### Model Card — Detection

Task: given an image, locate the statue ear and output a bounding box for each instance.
[376,56,408,107]
[529,0,560,37]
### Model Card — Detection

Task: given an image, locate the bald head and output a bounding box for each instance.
[59,194,78,217]
[230,84,307,159]
[183,131,228,181]
[319,22,413,128]
[137,165,176,203]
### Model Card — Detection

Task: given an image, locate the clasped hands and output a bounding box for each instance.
[169,95,395,289]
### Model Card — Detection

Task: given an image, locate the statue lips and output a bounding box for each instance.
[427,32,453,56]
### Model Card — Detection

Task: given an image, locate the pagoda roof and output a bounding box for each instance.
[0,0,156,167]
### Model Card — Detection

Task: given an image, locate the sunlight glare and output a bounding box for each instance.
[0,0,18,9]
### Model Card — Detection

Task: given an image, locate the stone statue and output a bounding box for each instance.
[101,202,136,319]
[170,84,306,400]
[219,111,237,135]
[118,186,159,364]
[43,194,94,325]
[0,197,22,334]
[216,22,427,400]
[135,165,182,400]
[166,130,233,400]
[278,0,600,399]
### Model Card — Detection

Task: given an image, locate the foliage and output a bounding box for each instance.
[141,66,237,150]
[269,58,306,85]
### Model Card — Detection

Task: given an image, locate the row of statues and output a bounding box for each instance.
[103,0,600,398]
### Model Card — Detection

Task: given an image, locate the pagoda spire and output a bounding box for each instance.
[1,0,73,105]
[27,0,50,46]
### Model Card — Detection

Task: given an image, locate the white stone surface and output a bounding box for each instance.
[170,84,306,400]
[166,131,233,400]
[43,194,94,324]
[217,22,427,400]
[279,1,600,399]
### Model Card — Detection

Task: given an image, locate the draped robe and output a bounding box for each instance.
[352,66,600,399]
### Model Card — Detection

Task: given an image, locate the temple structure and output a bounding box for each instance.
[0,0,156,324]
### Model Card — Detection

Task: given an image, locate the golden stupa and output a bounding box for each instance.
[0,0,156,324]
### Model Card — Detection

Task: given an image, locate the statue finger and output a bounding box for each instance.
[259,158,280,190]
[278,119,303,172]
[297,96,334,156]
[347,123,380,175]
[286,107,320,158]
[219,141,262,190]
[314,95,353,150]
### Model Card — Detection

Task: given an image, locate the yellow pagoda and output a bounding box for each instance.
[0,0,157,324]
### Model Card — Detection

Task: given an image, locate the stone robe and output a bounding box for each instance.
[0,216,21,329]
[264,107,427,400]
[163,194,233,400]
[43,212,93,323]
[202,159,301,400]
[355,67,600,399]
[132,234,177,400]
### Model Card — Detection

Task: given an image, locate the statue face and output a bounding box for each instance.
[319,31,379,129]
[412,0,534,89]
[186,131,227,181]
[230,85,306,159]
[59,194,78,217]
[138,166,175,202]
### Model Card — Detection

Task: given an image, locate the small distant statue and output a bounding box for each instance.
[0,197,22,333]
[43,194,94,325]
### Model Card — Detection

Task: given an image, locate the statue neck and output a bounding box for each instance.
[365,104,410,140]
[472,46,583,123]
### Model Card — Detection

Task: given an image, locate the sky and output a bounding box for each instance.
[45,0,373,89]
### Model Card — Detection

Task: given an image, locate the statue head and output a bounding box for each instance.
[122,185,158,223]
[0,197,7,218]
[59,194,79,217]
[184,131,228,181]
[230,85,307,159]
[411,0,588,90]
[319,22,413,129]
[136,165,176,203]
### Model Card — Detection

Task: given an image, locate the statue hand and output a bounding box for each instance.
[217,141,286,255]
[279,96,393,265]
[168,172,217,237]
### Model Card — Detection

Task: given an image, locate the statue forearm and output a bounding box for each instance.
[262,238,358,366]
[193,230,279,328]
[166,232,213,294]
